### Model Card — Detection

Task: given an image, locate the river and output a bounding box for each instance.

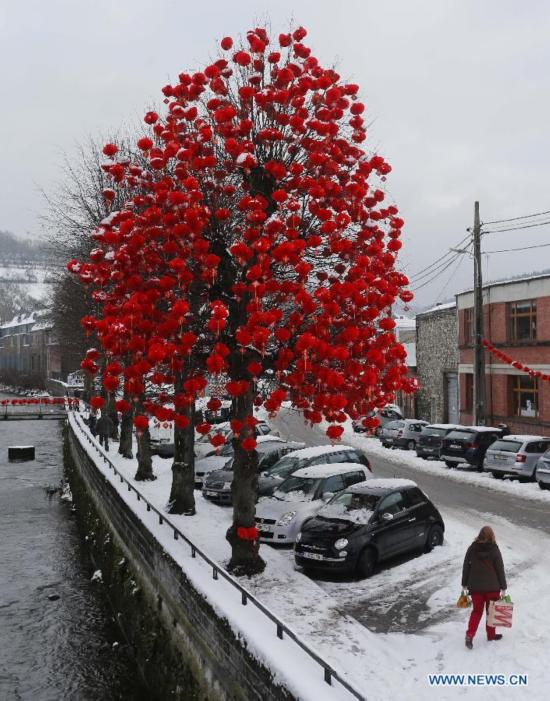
[0,396,147,700]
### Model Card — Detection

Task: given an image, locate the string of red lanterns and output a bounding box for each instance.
[482,339,550,382]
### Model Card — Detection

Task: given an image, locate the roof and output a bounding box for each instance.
[457,271,550,297]
[285,444,356,460]
[394,315,416,329]
[403,419,428,425]
[497,435,549,442]
[349,478,417,493]
[292,463,369,479]
[417,301,456,316]
[424,424,462,429]
[449,426,503,432]
[256,435,285,444]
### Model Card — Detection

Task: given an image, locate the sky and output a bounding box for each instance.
[2,0,550,308]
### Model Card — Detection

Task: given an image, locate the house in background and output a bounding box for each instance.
[457,273,550,435]
[415,303,459,424]
[394,315,417,417]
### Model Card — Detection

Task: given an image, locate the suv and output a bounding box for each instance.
[535,450,550,490]
[353,405,403,434]
[484,435,550,480]
[294,479,445,578]
[416,424,461,460]
[380,419,428,450]
[440,427,504,471]
[255,464,372,544]
[202,439,305,504]
[257,445,372,497]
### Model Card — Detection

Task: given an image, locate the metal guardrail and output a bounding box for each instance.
[69,410,366,701]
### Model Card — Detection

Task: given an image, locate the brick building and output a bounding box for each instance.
[457,273,550,434]
[415,303,459,424]
[0,310,61,385]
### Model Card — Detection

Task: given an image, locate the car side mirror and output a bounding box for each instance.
[322,492,334,502]
[381,512,394,522]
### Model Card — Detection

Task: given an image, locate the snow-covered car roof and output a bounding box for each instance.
[292,463,369,479]
[284,444,356,460]
[492,434,548,443]
[348,478,417,493]
[256,435,285,444]
[449,426,503,433]
[424,424,461,430]
[403,419,428,425]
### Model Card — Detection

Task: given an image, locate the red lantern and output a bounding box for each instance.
[90,396,105,410]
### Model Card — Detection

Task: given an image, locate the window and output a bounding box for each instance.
[463,374,473,412]
[464,307,473,345]
[509,300,536,342]
[403,488,426,507]
[510,375,539,418]
[322,474,345,495]
[525,441,550,454]
[343,471,365,488]
[378,492,406,516]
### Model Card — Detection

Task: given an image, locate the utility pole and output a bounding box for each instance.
[473,201,486,425]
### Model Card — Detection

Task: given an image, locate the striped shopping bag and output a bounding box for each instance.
[487,596,513,628]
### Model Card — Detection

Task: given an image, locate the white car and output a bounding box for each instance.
[255,463,372,544]
[195,434,286,488]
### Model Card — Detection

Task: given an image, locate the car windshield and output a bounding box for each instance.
[446,430,475,440]
[264,455,301,478]
[422,427,447,437]
[489,440,522,453]
[319,491,381,524]
[274,476,320,502]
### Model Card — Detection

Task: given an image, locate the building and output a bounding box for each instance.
[394,315,417,418]
[415,303,459,424]
[457,273,550,434]
[0,310,61,386]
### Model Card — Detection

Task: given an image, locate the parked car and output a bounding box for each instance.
[416,424,461,460]
[195,435,286,488]
[352,404,403,434]
[380,419,429,450]
[195,421,271,460]
[484,435,550,480]
[202,439,306,504]
[440,426,504,470]
[294,478,445,578]
[257,444,372,497]
[255,463,372,544]
[535,450,550,490]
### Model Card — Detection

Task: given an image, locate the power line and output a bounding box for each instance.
[483,219,550,235]
[482,209,550,226]
[408,233,471,282]
[484,241,550,254]
[433,250,466,302]
[411,252,463,292]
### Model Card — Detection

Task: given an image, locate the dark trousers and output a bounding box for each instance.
[98,433,109,451]
[467,591,500,640]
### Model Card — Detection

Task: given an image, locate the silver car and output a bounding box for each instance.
[535,450,550,490]
[483,435,550,480]
[380,419,428,450]
[255,463,372,544]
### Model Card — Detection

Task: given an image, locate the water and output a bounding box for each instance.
[0,399,147,701]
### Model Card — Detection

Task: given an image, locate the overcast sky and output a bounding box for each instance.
[2,0,550,308]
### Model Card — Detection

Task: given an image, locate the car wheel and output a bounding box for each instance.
[357,547,377,579]
[491,471,504,479]
[444,461,455,468]
[425,525,444,552]
[406,440,415,451]
[538,481,549,490]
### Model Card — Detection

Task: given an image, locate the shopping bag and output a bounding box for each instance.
[487,596,513,628]
[456,593,470,609]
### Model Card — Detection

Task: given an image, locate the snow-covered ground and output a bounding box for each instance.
[69,412,550,700]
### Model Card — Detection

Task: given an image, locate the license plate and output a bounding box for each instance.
[449,444,461,449]
[205,490,217,497]
[260,524,273,532]
[301,552,324,560]
[424,447,435,453]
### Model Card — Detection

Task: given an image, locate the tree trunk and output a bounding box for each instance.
[134,427,156,481]
[83,372,93,404]
[105,393,119,440]
[168,391,196,515]
[118,398,134,459]
[226,381,265,576]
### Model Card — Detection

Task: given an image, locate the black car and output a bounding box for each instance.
[294,479,444,578]
[202,439,305,504]
[257,445,372,497]
[416,424,461,460]
[440,427,504,470]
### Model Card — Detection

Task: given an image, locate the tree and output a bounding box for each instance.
[77,24,416,575]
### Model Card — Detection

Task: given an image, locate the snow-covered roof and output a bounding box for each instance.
[394,315,416,329]
[458,271,550,296]
[424,424,462,430]
[286,444,356,460]
[0,311,38,330]
[292,463,369,479]
[404,342,416,367]
[417,301,456,316]
[256,435,285,444]
[450,426,503,432]
[497,435,548,443]
[349,478,417,492]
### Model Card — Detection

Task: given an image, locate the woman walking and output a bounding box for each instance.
[461,526,507,649]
